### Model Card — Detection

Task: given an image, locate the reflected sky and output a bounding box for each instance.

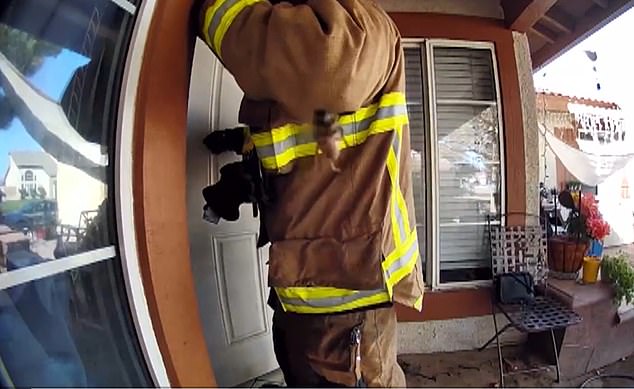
[0,41,89,177]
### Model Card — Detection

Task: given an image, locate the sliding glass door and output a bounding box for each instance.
[0,0,152,386]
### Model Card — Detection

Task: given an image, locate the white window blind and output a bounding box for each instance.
[404,42,504,285]
[432,45,502,283]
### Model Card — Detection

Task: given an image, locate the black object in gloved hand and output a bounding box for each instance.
[203,127,247,155]
[202,161,256,222]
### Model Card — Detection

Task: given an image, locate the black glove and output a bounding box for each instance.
[203,127,247,155]
[202,161,256,222]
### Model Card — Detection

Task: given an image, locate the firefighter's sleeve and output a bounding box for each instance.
[198,0,396,119]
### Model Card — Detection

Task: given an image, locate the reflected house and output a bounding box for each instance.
[3,151,57,201]
[0,52,106,226]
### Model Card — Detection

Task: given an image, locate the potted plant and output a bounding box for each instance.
[601,252,634,306]
[548,189,610,280]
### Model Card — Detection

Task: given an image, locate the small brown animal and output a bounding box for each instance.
[313,109,346,172]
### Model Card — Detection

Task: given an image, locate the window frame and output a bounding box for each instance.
[403,38,507,290]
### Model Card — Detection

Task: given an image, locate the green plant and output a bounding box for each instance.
[601,252,634,305]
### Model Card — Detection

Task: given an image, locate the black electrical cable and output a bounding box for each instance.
[579,373,634,388]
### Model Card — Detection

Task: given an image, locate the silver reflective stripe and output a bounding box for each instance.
[256,128,315,158]
[278,288,386,308]
[254,103,408,158]
[340,104,409,137]
[394,200,407,244]
[389,130,406,241]
[207,0,241,49]
[391,127,401,158]
[385,238,419,280]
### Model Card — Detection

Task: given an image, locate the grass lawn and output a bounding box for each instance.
[0,199,35,213]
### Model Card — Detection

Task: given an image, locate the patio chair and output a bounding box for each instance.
[478,213,583,387]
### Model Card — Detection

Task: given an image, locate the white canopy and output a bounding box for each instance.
[541,123,634,186]
[0,52,106,181]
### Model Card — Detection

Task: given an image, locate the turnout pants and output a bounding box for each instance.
[271,305,406,387]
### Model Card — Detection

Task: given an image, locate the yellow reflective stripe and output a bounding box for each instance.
[275,286,360,300]
[340,115,408,147]
[387,148,402,245]
[252,92,407,148]
[214,0,262,57]
[279,290,391,314]
[202,0,227,49]
[387,249,419,287]
[414,295,424,311]
[382,229,420,297]
[336,91,405,126]
[257,114,408,170]
[395,190,410,238]
[384,227,418,267]
[392,124,411,238]
[259,142,318,171]
[203,0,262,57]
[251,123,308,146]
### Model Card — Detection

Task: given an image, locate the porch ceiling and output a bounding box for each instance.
[500,0,634,70]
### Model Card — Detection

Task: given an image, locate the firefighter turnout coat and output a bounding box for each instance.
[198,0,425,315]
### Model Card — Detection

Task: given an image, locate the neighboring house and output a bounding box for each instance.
[1,151,104,227]
[537,90,634,246]
[3,151,57,200]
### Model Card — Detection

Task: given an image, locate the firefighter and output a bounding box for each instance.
[195,0,425,386]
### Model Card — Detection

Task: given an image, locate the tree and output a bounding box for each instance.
[0,24,62,130]
[37,186,47,199]
[19,187,28,200]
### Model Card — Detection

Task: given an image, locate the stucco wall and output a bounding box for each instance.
[513,31,540,219]
[377,0,503,19]
[398,316,525,354]
[56,162,106,225]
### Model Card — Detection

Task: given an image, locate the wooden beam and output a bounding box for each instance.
[531,23,559,43]
[502,0,559,31]
[542,6,576,34]
[533,0,634,69]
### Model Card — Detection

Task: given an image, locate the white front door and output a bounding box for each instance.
[186,38,278,387]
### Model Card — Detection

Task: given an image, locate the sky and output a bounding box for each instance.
[534,7,634,125]
[0,47,89,177]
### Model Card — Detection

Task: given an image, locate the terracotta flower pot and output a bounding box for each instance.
[548,237,589,279]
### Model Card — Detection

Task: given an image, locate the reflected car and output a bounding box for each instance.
[1,200,58,232]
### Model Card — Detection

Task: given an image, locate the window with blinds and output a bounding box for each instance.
[404,41,504,285]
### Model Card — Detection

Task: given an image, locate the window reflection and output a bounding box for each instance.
[0,1,132,269]
[437,105,501,224]
[0,0,151,386]
[437,105,502,283]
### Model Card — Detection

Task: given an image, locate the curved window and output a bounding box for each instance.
[0,0,151,387]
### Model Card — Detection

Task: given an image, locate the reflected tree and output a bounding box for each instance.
[0,24,61,129]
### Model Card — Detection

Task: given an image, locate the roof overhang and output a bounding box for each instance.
[500,0,634,71]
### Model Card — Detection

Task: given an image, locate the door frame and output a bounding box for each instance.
[124,0,217,386]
